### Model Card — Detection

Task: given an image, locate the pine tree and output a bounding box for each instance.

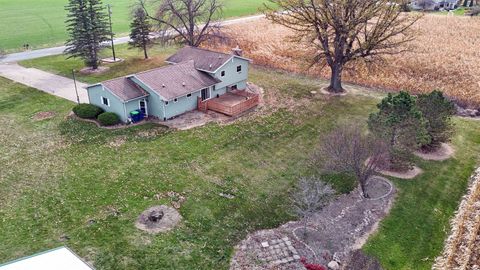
[368,91,430,171]
[416,90,455,151]
[129,7,153,59]
[64,0,110,69]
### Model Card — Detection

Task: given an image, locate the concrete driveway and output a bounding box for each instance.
[0,63,89,103]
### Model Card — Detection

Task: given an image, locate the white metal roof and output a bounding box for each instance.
[0,247,94,270]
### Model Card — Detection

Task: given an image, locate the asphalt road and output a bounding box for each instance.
[0,14,265,64]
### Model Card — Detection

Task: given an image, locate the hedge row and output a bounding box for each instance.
[73,104,120,126]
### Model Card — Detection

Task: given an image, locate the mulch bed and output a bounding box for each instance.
[230,177,396,270]
[414,143,455,161]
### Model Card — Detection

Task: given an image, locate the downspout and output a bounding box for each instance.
[123,102,128,123]
[162,98,167,121]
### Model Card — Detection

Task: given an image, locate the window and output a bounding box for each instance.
[101,96,110,106]
[174,98,178,103]
[221,71,225,77]
[165,101,169,106]
[187,93,192,98]
[237,65,242,73]
[212,85,216,91]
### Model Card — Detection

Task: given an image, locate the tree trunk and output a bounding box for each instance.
[143,43,148,59]
[327,63,345,93]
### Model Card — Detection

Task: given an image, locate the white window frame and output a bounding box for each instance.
[237,65,242,73]
[101,96,110,107]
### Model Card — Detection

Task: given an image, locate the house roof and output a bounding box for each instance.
[0,247,94,270]
[135,60,221,100]
[101,77,148,102]
[165,46,236,73]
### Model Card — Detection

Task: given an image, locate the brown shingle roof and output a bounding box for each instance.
[135,60,220,100]
[165,46,233,72]
[102,77,148,101]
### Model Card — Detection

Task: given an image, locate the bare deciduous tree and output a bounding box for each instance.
[314,125,389,198]
[138,0,223,47]
[291,177,335,239]
[264,0,420,93]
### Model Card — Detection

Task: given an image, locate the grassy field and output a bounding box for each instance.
[0,0,266,53]
[4,47,480,269]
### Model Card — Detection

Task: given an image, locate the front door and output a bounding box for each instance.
[201,88,210,101]
[139,100,147,115]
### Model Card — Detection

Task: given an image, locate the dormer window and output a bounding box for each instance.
[221,71,225,77]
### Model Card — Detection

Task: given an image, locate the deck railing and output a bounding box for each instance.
[198,90,260,116]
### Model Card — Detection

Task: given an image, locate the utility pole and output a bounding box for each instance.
[72,69,80,104]
[107,4,116,61]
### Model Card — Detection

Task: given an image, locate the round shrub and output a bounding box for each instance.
[97,112,120,126]
[73,104,103,119]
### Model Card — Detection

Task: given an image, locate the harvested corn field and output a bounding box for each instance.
[205,14,480,107]
[433,168,480,270]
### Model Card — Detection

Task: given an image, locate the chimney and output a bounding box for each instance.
[232,45,243,57]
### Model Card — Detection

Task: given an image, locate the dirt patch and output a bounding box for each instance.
[378,166,423,180]
[32,111,56,121]
[108,136,127,148]
[79,66,110,75]
[230,180,396,269]
[414,143,455,161]
[135,205,182,234]
[320,88,348,96]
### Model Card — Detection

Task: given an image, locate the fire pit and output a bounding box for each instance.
[135,205,181,234]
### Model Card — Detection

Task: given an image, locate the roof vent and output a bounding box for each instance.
[209,64,213,68]
[162,83,166,88]
[182,82,186,87]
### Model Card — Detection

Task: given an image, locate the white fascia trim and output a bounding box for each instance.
[208,55,252,75]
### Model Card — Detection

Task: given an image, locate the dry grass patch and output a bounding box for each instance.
[205,14,480,107]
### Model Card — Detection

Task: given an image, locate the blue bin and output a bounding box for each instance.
[130,110,144,123]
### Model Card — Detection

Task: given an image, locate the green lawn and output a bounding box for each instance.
[0,0,267,53]
[4,49,480,269]
[20,44,179,84]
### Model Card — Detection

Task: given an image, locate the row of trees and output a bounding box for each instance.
[291,90,455,247]
[64,0,222,69]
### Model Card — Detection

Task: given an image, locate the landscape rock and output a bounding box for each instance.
[327,260,339,270]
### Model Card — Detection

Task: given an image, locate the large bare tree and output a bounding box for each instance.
[138,0,223,47]
[264,0,420,93]
[313,124,389,198]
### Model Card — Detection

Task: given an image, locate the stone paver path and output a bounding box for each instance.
[0,63,89,103]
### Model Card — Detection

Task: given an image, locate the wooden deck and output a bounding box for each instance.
[198,90,260,116]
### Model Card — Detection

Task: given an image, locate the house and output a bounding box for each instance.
[0,247,94,270]
[86,46,259,123]
[410,0,458,10]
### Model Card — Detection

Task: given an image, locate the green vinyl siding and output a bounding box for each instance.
[164,90,203,119]
[86,84,128,122]
[129,76,165,120]
[213,57,249,90]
